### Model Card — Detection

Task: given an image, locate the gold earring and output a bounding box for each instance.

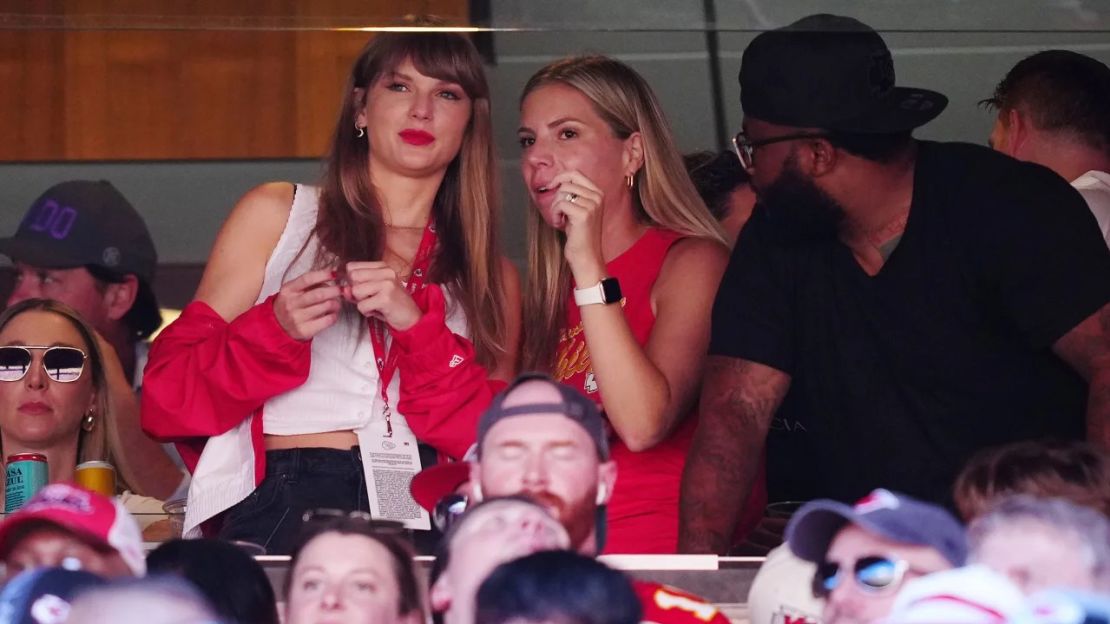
[626,174,635,189]
[82,411,96,432]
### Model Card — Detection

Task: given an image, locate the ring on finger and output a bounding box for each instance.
[565,192,579,204]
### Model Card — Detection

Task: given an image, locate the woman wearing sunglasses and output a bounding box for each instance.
[516,56,762,553]
[141,28,519,553]
[285,515,424,624]
[0,298,107,490]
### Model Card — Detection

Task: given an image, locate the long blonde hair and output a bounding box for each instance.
[521,55,728,371]
[0,299,108,466]
[315,31,507,368]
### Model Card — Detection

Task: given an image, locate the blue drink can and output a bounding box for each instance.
[5,453,48,513]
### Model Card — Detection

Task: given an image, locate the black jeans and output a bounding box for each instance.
[217,447,368,555]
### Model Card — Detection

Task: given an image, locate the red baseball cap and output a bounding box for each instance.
[410,445,476,512]
[0,483,146,576]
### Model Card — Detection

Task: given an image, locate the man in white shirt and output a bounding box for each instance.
[985,49,1110,248]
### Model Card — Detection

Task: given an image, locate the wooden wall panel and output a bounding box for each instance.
[0,0,469,161]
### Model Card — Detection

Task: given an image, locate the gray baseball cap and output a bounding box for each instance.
[477,373,610,460]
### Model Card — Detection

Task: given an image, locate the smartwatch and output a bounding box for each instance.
[574,277,622,306]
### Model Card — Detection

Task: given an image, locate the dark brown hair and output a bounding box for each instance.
[286,517,423,618]
[954,439,1110,521]
[315,31,507,368]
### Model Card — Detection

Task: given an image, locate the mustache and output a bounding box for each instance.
[522,491,567,514]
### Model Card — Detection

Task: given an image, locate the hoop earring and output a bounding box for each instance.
[82,410,96,432]
[626,174,635,189]
[356,125,366,139]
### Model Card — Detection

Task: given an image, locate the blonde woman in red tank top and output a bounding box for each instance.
[512,56,764,553]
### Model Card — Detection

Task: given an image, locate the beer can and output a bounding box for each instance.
[5,453,48,513]
[74,461,116,497]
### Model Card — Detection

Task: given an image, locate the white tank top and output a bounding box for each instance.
[256,184,470,435]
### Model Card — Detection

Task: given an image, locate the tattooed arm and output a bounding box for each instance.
[1053,302,1110,448]
[678,356,791,553]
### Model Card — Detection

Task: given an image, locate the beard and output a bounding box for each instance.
[525,489,596,552]
[756,152,846,245]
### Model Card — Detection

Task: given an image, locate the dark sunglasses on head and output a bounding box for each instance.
[813,555,912,598]
[0,345,87,383]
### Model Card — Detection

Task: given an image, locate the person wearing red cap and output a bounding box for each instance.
[0,482,146,580]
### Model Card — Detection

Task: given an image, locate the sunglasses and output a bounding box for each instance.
[0,346,87,383]
[813,555,916,598]
[433,493,469,533]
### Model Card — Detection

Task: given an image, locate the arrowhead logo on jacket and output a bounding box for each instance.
[449,354,464,368]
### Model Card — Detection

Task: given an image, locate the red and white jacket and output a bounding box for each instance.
[141,284,502,536]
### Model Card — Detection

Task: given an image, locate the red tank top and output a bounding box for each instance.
[554,228,697,553]
[554,228,766,553]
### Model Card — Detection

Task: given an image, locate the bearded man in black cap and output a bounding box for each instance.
[679,14,1110,554]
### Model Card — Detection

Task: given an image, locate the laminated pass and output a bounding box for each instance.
[359,419,431,531]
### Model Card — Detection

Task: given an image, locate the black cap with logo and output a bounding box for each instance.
[740,14,947,133]
[0,180,157,282]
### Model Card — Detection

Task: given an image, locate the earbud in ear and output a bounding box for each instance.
[472,483,483,501]
[596,483,607,505]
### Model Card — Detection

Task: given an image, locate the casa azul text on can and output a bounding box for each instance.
[5,453,48,513]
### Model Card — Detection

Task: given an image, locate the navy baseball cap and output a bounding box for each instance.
[0,568,106,624]
[785,489,967,566]
[477,373,609,460]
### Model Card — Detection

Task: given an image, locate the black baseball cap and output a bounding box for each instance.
[477,373,610,460]
[0,180,157,282]
[740,14,947,133]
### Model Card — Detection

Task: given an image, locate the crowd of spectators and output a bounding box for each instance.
[0,9,1108,624]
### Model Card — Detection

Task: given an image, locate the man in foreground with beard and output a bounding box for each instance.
[679,13,1110,554]
[413,373,730,624]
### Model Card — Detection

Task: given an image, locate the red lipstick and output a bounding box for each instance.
[399,129,435,146]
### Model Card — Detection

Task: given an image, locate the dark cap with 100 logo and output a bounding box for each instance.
[0,180,157,282]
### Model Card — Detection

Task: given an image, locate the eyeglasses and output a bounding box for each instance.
[433,493,469,533]
[0,346,87,383]
[813,555,918,598]
[732,131,831,171]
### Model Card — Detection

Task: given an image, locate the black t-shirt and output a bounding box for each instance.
[710,141,1110,506]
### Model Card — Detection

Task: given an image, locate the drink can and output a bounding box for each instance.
[5,453,48,513]
[74,461,116,497]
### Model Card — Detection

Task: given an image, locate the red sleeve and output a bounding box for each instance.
[392,285,505,461]
[141,295,312,445]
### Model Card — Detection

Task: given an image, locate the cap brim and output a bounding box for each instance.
[831,87,948,133]
[410,462,471,513]
[787,500,923,562]
[0,237,86,269]
[0,510,113,557]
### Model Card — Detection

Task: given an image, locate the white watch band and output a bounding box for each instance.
[573,283,605,306]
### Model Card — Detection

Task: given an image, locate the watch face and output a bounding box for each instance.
[600,278,622,304]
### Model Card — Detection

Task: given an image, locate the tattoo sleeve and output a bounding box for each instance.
[677,356,791,553]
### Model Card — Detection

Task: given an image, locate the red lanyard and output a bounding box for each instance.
[368,221,437,437]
